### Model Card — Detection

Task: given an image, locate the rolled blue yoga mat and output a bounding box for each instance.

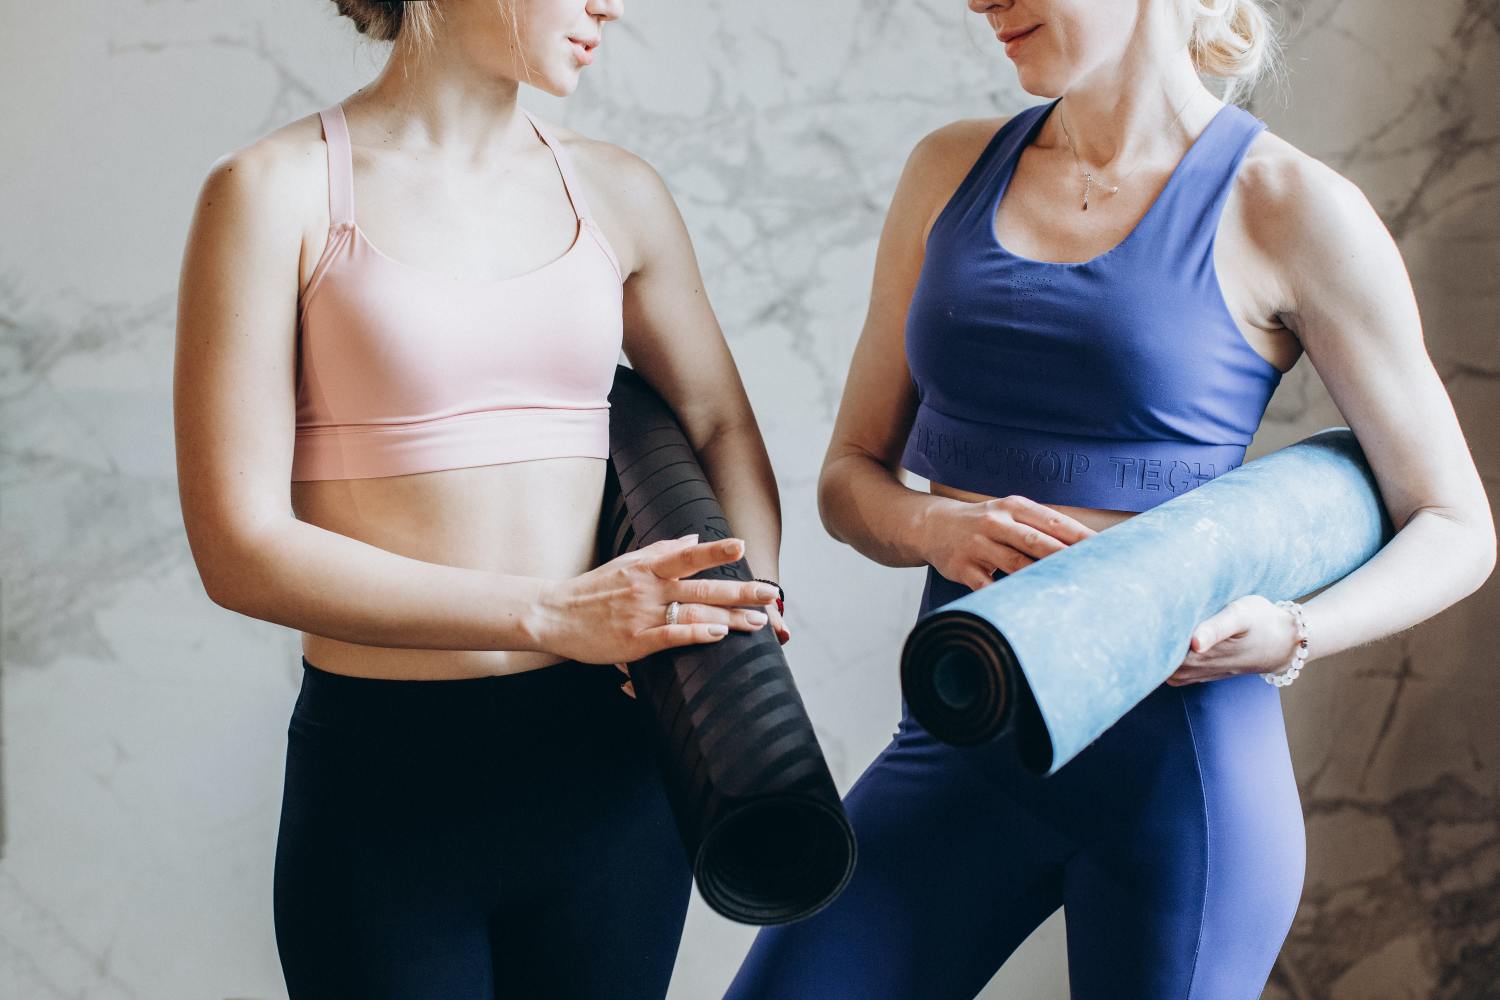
[900,427,1395,775]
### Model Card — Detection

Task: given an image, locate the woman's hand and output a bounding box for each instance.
[1167,595,1302,686]
[536,533,775,668]
[614,566,789,699]
[920,495,1098,590]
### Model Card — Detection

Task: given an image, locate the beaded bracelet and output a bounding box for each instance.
[1264,599,1311,687]
[752,577,785,616]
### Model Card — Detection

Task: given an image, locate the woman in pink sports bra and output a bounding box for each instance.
[173,1,784,997]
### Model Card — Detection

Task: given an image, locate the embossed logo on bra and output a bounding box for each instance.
[909,424,1238,496]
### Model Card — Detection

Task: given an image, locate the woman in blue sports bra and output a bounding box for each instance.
[725,1,1495,998]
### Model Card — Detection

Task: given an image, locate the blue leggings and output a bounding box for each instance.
[726,566,1305,1000]
[274,657,692,1000]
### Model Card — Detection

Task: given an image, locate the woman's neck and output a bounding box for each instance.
[349,46,531,161]
[1048,55,1217,172]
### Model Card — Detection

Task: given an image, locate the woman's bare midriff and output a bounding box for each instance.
[291,456,608,681]
[927,480,1141,535]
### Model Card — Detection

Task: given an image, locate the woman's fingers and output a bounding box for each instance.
[666,601,769,631]
[962,566,998,591]
[667,575,779,610]
[766,603,791,644]
[973,536,1037,577]
[990,514,1070,560]
[648,623,733,651]
[613,662,636,698]
[1167,667,1234,686]
[1001,496,1098,544]
[633,536,778,617]
[622,604,767,661]
[647,536,746,580]
[967,497,1097,570]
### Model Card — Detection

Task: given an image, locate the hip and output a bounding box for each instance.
[286,655,647,776]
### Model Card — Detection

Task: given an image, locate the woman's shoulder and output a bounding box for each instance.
[193,111,328,226]
[899,114,1019,194]
[526,115,651,177]
[1234,123,1382,258]
[913,115,1016,161]
[877,114,1017,229]
[532,116,678,226]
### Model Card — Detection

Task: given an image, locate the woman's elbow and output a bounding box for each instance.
[1474,518,1497,585]
[183,514,282,612]
[1452,501,1497,586]
[1440,507,1496,594]
[817,454,862,546]
[189,538,248,611]
[815,463,839,542]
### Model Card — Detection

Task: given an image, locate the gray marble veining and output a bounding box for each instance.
[1,0,1495,997]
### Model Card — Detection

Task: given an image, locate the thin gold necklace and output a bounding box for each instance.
[1056,91,1200,211]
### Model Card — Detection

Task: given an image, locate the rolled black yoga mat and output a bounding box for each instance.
[901,427,1395,775]
[597,364,856,926]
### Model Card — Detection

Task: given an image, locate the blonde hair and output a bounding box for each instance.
[1182,0,1283,104]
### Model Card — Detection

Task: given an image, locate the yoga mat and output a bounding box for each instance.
[901,427,1394,775]
[598,364,856,926]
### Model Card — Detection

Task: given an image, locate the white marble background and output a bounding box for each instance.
[2,1,1496,997]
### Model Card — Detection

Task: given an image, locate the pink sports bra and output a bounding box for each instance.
[292,102,625,481]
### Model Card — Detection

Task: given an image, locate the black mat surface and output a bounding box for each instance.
[598,365,856,925]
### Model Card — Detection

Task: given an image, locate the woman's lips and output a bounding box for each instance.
[1001,24,1041,55]
[569,38,597,65]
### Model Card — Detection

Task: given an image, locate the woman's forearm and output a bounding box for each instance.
[1297,508,1495,663]
[200,517,552,653]
[819,452,948,569]
[696,418,784,581]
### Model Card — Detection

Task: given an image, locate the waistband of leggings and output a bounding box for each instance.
[293,655,623,732]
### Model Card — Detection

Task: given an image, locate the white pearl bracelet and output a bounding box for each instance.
[1264,599,1311,687]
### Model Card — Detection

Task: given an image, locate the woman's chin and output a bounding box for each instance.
[529,70,582,99]
[1011,64,1067,100]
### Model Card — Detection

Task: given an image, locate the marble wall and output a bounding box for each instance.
[1,1,1494,998]
[1251,4,1500,998]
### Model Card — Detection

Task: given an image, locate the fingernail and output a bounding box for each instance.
[746,610,767,625]
[708,624,728,636]
[755,586,776,601]
[684,533,700,544]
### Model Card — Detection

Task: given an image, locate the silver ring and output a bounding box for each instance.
[665,600,680,626]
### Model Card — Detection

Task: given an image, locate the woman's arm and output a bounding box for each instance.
[1270,155,1495,655]
[586,143,787,633]
[815,125,953,569]
[1173,149,1496,682]
[175,136,765,664]
[817,120,1096,587]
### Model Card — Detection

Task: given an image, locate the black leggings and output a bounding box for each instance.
[274,657,693,1000]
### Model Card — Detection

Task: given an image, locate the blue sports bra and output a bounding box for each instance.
[900,99,1284,513]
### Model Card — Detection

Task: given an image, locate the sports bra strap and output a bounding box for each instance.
[317,103,356,228]
[1141,103,1266,264]
[316,104,596,230]
[520,108,593,223]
